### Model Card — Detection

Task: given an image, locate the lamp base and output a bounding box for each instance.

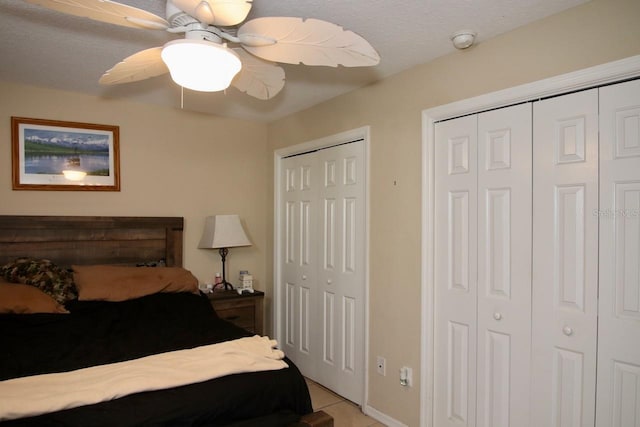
[217,247,233,291]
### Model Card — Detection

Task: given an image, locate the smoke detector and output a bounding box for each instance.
[451,30,477,49]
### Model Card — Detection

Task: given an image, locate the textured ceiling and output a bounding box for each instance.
[0,0,588,122]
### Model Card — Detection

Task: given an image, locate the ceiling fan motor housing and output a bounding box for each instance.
[185,28,223,43]
[166,0,198,27]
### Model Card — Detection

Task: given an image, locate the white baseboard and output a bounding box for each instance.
[363,404,408,427]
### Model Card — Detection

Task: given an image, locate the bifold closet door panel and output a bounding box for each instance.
[314,140,366,405]
[532,89,599,427]
[280,153,320,380]
[597,79,640,427]
[476,104,532,427]
[434,114,478,427]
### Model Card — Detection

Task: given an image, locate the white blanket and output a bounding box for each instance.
[0,335,288,421]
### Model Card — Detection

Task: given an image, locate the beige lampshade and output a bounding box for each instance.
[198,215,251,249]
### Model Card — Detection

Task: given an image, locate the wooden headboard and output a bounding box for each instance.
[0,216,184,268]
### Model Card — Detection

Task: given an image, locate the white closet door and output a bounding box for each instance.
[279,141,366,404]
[434,115,479,427]
[597,79,640,427]
[532,89,599,427]
[315,141,366,404]
[280,152,319,378]
[476,104,532,427]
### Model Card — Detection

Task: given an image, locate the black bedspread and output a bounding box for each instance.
[0,293,312,426]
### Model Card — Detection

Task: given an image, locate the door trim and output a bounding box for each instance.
[274,126,371,406]
[420,55,640,427]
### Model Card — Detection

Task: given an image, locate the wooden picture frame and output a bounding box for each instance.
[11,117,120,191]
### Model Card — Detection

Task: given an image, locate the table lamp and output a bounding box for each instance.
[198,215,251,290]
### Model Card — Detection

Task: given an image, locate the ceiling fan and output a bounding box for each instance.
[24,0,381,100]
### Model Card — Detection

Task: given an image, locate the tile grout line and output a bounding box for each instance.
[317,400,345,410]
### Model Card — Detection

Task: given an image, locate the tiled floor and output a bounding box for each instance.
[305,378,385,427]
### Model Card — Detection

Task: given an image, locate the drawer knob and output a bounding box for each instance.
[563,326,573,336]
[493,312,502,321]
[302,275,307,280]
[327,279,332,284]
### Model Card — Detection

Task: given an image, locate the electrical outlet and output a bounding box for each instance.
[400,366,413,387]
[376,356,386,376]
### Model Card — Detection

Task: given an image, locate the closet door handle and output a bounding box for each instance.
[563,326,573,336]
[493,312,502,321]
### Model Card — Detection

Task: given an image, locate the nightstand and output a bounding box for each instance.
[207,290,264,335]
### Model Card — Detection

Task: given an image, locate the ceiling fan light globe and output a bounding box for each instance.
[161,40,242,92]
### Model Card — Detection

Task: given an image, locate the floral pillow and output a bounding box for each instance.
[0,258,78,305]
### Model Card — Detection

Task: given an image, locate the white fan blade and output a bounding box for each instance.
[99,47,168,85]
[238,17,380,67]
[25,0,169,30]
[172,0,252,26]
[231,49,284,100]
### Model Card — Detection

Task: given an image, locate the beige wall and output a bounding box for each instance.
[266,0,640,424]
[0,81,269,289]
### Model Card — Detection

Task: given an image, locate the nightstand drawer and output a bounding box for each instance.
[216,306,254,331]
[207,290,264,335]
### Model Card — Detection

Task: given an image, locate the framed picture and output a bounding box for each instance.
[11,117,120,191]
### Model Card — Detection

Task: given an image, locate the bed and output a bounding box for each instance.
[0,215,332,427]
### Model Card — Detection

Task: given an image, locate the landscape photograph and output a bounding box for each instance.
[23,128,110,176]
